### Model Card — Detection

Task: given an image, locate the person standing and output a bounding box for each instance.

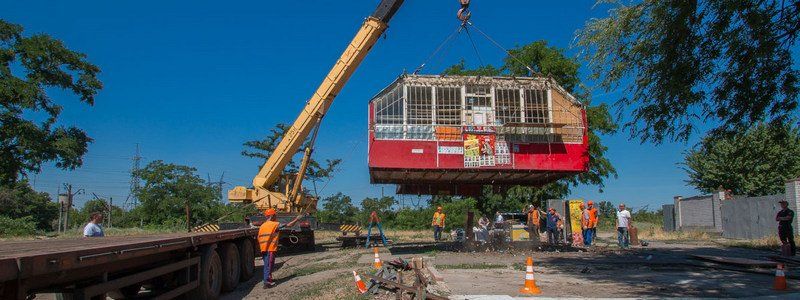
[616,203,632,249]
[494,211,504,228]
[776,200,796,256]
[579,203,589,246]
[586,201,599,246]
[526,205,541,243]
[83,212,105,237]
[546,208,561,245]
[432,206,446,241]
[258,208,304,289]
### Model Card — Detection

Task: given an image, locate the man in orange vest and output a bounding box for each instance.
[585,201,599,246]
[432,206,446,241]
[525,204,541,243]
[258,208,304,288]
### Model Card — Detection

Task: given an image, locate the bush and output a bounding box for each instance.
[0,215,38,236]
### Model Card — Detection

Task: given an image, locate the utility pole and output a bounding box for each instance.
[62,184,84,232]
[92,192,113,229]
[109,197,113,229]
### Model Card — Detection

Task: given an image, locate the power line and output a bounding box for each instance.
[124,144,142,211]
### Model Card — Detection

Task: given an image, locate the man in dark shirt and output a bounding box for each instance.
[546,208,561,245]
[776,200,796,256]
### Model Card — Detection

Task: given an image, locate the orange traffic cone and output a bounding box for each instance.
[519,256,541,295]
[373,247,383,269]
[774,264,788,291]
[353,270,368,294]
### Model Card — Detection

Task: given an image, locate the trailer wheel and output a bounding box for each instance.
[238,239,256,282]
[218,243,241,292]
[187,246,222,299]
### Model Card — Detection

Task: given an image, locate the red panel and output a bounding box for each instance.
[369,139,588,172]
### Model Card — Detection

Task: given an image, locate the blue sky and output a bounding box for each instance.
[5,1,791,211]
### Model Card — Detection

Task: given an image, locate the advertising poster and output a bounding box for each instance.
[568,199,585,235]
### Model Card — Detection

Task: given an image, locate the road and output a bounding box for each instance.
[224,233,797,299]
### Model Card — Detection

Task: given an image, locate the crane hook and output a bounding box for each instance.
[457,0,471,23]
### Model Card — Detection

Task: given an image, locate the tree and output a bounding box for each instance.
[133,160,222,227]
[316,192,358,224]
[443,40,618,203]
[0,180,58,230]
[359,196,397,224]
[0,19,103,185]
[683,123,800,196]
[577,0,799,143]
[241,123,342,192]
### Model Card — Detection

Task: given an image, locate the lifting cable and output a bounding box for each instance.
[413,24,464,74]
[463,26,486,69]
[465,21,540,77]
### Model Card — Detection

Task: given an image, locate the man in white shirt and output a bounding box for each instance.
[615,204,632,249]
[83,212,105,237]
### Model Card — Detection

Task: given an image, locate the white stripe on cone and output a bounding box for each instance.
[525,273,534,280]
[527,266,533,272]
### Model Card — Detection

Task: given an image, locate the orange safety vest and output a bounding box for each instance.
[587,208,599,228]
[258,221,280,253]
[432,212,445,227]
[527,209,540,227]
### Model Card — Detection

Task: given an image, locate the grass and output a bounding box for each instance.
[293,262,341,276]
[0,227,183,241]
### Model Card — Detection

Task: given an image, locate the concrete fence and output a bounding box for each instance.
[664,178,800,239]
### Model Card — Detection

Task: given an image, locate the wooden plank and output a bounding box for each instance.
[691,255,777,268]
[425,264,444,282]
[362,274,448,300]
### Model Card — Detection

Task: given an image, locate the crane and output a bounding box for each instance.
[228,0,471,248]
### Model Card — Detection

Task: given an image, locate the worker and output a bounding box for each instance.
[580,202,589,246]
[586,201,599,246]
[432,206,446,242]
[526,205,541,243]
[82,212,105,237]
[258,208,304,288]
[475,215,490,243]
[616,203,632,249]
[776,199,796,256]
[546,208,561,245]
[494,211,504,229]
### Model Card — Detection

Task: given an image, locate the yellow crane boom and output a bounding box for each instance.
[229,0,406,210]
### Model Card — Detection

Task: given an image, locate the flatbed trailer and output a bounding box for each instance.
[0,228,258,300]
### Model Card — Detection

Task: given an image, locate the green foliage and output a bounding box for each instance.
[0,180,58,230]
[0,19,102,185]
[684,123,800,196]
[316,192,359,224]
[632,208,663,227]
[133,160,222,226]
[358,196,397,224]
[441,60,503,77]
[241,123,342,191]
[0,215,38,236]
[577,0,799,143]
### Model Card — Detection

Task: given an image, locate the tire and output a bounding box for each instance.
[238,239,256,282]
[218,243,241,292]
[187,246,222,299]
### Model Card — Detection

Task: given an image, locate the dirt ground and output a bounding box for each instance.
[223,231,800,299]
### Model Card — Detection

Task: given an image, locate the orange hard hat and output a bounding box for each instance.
[264,208,276,217]
[437,206,443,210]
[580,203,585,208]
[587,201,594,205]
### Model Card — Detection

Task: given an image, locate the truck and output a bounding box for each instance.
[0,0,414,298]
